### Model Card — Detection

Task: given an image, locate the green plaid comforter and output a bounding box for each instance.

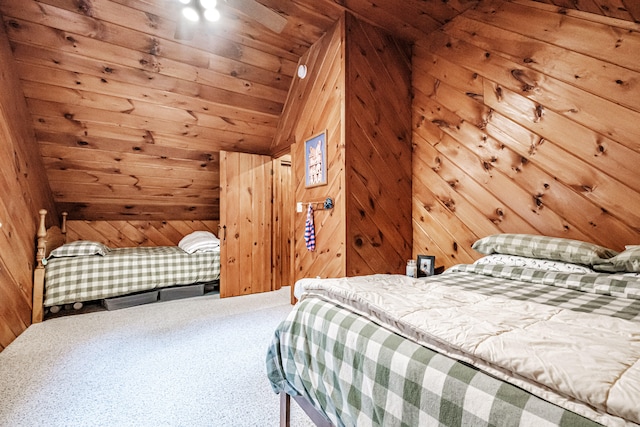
[436,264,640,321]
[44,247,220,306]
[267,266,640,427]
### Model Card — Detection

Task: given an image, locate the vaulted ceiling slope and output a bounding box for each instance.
[0,0,637,221]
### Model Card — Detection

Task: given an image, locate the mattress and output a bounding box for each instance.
[267,265,640,427]
[44,246,220,306]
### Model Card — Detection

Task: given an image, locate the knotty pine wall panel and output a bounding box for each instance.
[412,1,640,268]
[288,16,347,282]
[0,0,289,221]
[529,0,640,22]
[65,219,220,248]
[0,23,56,350]
[344,14,413,276]
[278,13,412,291]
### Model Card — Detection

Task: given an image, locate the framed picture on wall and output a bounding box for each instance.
[417,255,435,277]
[304,131,327,188]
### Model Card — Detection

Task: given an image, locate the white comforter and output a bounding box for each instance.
[300,274,640,427]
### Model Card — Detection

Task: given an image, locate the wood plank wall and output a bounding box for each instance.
[0,23,56,350]
[0,0,292,221]
[412,0,640,268]
[276,13,412,289]
[66,219,219,247]
[281,16,347,281]
[344,13,413,276]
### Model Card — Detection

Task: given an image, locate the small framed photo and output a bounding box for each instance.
[304,131,327,188]
[417,255,435,277]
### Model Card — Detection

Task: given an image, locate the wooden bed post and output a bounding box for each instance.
[32,209,48,324]
[32,210,67,324]
[61,211,67,235]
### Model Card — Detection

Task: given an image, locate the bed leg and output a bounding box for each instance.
[292,395,334,427]
[280,393,291,427]
[279,392,334,427]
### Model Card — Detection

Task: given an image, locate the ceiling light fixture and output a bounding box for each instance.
[200,0,217,8]
[182,6,200,21]
[178,0,221,23]
[204,8,221,22]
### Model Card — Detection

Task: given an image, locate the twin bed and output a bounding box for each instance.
[267,234,640,427]
[32,209,221,322]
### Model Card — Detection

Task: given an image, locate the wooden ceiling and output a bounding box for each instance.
[0,0,637,221]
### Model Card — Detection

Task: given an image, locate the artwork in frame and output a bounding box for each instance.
[417,255,435,277]
[304,131,327,188]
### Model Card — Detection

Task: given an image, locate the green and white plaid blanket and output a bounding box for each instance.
[44,246,220,306]
[267,299,604,427]
[267,267,640,427]
[440,264,640,321]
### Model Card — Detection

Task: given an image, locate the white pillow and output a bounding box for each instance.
[473,254,595,274]
[178,231,220,254]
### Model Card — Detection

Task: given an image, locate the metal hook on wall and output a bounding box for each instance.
[323,197,334,210]
[308,197,334,211]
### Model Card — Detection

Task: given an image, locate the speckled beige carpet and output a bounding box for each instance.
[0,287,314,427]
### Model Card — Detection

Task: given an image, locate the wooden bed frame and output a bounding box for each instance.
[31,208,221,323]
[32,209,67,324]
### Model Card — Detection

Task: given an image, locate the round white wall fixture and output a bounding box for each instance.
[297,64,307,79]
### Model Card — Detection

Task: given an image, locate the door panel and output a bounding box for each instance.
[220,151,272,297]
[272,156,292,292]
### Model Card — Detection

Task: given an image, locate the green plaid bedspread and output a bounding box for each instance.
[44,247,220,306]
[267,298,602,427]
[438,264,640,321]
[267,266,640,426]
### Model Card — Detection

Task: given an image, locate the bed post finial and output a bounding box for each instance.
[38,209,47,234]
[33,209,48,324]
[36,209,47,264]
[61,211,68,239]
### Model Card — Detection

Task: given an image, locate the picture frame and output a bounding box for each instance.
[304,131,327,188]
[417,255,435,277]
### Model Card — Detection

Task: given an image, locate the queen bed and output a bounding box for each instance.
[32,209,221,322]
[266,234,640,427]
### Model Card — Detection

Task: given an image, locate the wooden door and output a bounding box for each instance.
[271,155,293,292]
[219,151,273,297]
